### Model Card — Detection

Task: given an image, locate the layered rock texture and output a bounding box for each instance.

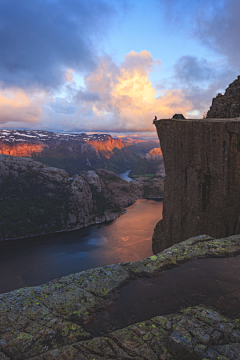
[2,234,240,359]
[153,118,240,254]
[207,76,240,118]
[0,155,141,240]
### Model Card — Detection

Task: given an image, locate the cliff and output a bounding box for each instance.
[207,75,240,118]
[0,143,47,157]
[146,147,163,161]
[0,155,141,240]
[153,118,240,253]
[86,135,124,153]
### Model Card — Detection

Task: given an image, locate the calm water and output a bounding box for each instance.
[87,255,240,336]
[0,199,163,294]
[118,169,132,182]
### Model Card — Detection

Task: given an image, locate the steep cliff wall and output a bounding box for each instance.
[152,118,240,253]
[0,155,141,240]
[0,142,47,156]
[87,135,124,154]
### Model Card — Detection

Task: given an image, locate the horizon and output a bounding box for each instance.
[0,0,239,132]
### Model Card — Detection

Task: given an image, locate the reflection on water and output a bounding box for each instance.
[0,199,163,294]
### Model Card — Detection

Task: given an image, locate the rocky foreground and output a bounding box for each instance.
[1,234,240,359]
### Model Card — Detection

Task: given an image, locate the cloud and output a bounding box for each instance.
[47,98,76,114]
[174,56,220,83]
[59,50,192,131]
[0,87,47,124]
[159,0,240,71]
[195,0,240,70]
[171,55,236,117]
[74,89,101,102]
[0,0,115,89]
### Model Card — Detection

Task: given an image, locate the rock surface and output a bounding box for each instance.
[1,234,240,359]
[153,118,240,254]
[207,76,240,118]
[0,155,141,240]
[146,148,163,161]
[133,175,164,199]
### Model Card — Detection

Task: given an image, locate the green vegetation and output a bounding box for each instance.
[127,142,160,157]
[89,184,108,216]
[129,158,160,178]
[100,147,138,173]
[0,172,70,239]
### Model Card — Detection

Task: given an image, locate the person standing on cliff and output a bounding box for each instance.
[153,116,157,124]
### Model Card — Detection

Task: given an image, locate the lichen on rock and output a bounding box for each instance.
[1,234,240,359]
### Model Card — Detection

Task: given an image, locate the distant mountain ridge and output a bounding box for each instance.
[0,130,138,174]
[0,130,123,156]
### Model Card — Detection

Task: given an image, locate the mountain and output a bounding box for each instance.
[207,75,240,118]
[0,130,138,175]
[126,141,160,157]
[129,147,165,178]
[0,155,142,240]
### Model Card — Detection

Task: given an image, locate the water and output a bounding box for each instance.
[118,169,132,182]
[87,255,240,336]
[0,199,163,294]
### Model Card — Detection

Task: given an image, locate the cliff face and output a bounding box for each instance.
[87,135,124,153]
[152,118,240,254]
[0,155,141,240]
[0,143,47,157]
[146,147,163,161]
[207,75,240,118]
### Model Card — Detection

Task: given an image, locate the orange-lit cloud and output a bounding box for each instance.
[0,87,47,125]
[0,51,193,132]
[80,50,192,131]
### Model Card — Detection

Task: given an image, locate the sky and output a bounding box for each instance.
[0,0,239,133]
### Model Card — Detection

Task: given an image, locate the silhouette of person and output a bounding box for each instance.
[153,116,157,124]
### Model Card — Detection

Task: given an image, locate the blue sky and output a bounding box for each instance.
[0,0,239,132]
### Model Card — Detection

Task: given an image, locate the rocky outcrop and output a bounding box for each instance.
[86,134,124,153]
[153,118,240,254]
[0,155,141,240]
[1,234,240,359]
[207,75,240,118]
[133,175,164,199]
[146,147,163,161]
